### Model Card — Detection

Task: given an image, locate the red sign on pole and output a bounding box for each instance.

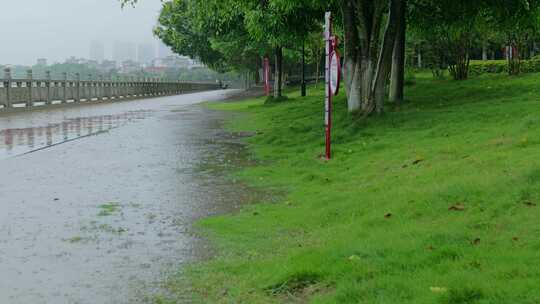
[330,38,341,96]
[324,12,340,160]
[264,57,271,96]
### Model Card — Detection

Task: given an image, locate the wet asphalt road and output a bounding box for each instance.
[0,90,244,303]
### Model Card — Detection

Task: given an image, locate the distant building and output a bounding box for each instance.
[157,41,174,58]
[189,58,205,70]
[89,41,105,63]
[144,66,167,74]
[153,55,188,69]
[137,43,155,65]
[152,55,205,70]
[87,60,99,69]
[65,57,95,66]
[99,60,117,73]
[65,56,81,64]
[36,58,48,66]
[113,42,137,63]
[120,60,141,74]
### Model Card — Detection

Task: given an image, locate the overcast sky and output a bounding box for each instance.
[0,0,165,65]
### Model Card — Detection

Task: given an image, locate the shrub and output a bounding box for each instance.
[469,58,540,76]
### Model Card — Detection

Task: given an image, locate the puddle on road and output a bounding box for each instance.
[0,110,153,159]
[0,100,277,304]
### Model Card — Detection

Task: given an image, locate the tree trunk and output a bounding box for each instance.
[357,0,402,114]
[417,50,422,68]
[389,0,406,104]
[341,0,361,111]
[255,58,261,84]
[482,44,488,61]
[371,0,402,113]
[315,55,320,86]
[274,46,283,98]
[360,57,374,112]
[508,42,521,75]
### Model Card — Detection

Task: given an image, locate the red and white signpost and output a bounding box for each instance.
[324,12,340,160]
[263,56,271,96]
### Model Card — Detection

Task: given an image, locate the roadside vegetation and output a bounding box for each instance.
[157,72,540,303]
[116,0,540,302]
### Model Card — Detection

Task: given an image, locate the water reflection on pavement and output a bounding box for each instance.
[0,90,252,304]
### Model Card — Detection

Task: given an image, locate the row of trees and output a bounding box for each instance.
[123,0,540,116]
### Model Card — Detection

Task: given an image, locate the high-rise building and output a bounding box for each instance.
[137,43,155,65]
[113,41,136,63]
[36,58,48,66]
[89,41,105,63]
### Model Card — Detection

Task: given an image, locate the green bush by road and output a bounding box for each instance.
[172,73,540,303]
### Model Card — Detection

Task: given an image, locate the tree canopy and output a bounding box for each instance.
[122,0,540,114]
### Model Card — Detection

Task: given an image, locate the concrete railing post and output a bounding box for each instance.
[45,71,51,105]
[62,73,67,104]
[88,74,92,101]
[98,75,103,101]
[75,73,80,103]
[26,70,33,107]
[3,68,11,109]
[132,76,136,97]
[116,76,121,99]
[105,76,110,100]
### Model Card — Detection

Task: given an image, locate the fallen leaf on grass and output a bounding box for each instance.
[448,204,466,211]
[523,201,537,207]
[412,157,424,165]
[430,287,448,293]
[348,255,361,261]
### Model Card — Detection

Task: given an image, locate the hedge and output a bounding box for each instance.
[469,58,540,75]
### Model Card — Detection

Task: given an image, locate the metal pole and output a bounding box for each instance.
[301,40,306,97]
[324,12,332,160]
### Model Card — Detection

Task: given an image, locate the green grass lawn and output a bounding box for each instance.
[172,73,540,303]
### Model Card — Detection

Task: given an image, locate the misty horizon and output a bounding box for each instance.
[0,0,170,66]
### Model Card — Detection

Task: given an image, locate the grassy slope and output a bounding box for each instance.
[186,73,540,303]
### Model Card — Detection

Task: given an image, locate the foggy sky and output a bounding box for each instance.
[0,0,164,65]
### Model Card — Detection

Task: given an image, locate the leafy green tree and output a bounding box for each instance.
[240,0,324,97]
[485,0,540,74]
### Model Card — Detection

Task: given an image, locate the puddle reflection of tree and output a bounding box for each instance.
[0,110,153,153]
